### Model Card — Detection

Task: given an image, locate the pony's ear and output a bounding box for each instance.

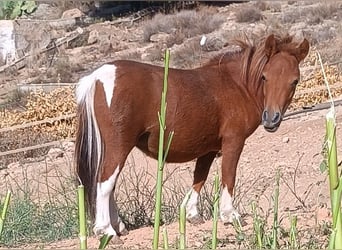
[264,34,277,58]
[295,38,310,62]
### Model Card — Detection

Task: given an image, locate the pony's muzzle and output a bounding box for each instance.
[262,110,282,132]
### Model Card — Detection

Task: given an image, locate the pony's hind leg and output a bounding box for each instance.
[109,191,128,236]
[186,151,217,225]
[94,139,133,236]
[94,165,121,237]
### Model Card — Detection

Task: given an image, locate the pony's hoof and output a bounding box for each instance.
[93,224,116,236]
[119,228,129,236]
[221,210,241,225]
[109,235,124,245]
[187,215,204,225]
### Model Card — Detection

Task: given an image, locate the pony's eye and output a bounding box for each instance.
[261,75,266,81]
[292,79,299,86]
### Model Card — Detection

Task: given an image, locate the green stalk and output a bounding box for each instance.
[317,51,342,249]
[99,234,113,249]
[162,227,169,249]
[271,170,280,250]
[211,173,219,249]
[289,215,298,249]
[252,202,263,249]
[78,185,87,249]
[0,191,11,237]
[326,107,342,249]
[153,49,172,250]
[179,189,192,250]
[327,110,338,196]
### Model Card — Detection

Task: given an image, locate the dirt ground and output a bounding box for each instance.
[1,1,342,249]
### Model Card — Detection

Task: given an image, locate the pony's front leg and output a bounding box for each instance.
[186,151,217,224]
[94,167,120,237]
[220,139,244,224]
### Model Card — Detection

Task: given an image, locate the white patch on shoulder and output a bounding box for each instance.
[76,64,116,107]
[94,167,120,236]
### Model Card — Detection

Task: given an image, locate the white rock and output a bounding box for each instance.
[282,137,290,143]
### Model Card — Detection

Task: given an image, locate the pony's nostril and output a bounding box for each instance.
[272,112,281,124]
[262,110,268,121]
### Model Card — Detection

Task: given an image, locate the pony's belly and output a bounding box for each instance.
[136,132,221,163]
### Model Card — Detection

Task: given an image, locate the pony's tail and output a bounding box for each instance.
[75,74,102,220]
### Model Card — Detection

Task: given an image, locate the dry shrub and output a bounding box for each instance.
[255,1,281,12]
[54,0,92,13]
[143,7,225,44]
[303,27,337,45]
[319,36,342,70]
[116,152,217,229]
[235,6,263,23]
[307,2,341,23]
[171,39,202,68]
[255,1,268,11]
[280,10,300,24]
[144,45,164,62]
[282,2,341,24]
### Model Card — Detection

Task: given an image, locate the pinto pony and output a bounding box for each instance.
[75,34,309,239]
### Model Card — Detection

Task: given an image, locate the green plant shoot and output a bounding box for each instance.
[317,51,342,249]
[211,173,219,249]
[179,189,192,250]
[152,49,174,249]
[0,191,11,238]
[78,185,87,249]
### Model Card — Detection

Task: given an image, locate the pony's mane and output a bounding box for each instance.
[205,33,302,88]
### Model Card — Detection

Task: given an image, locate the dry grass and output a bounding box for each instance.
[235,6,263,23]
[255,1,281,12]
[54,0,92,13]
[281,2,341,24]
[307,2,341,23]
[303,27,337,45]
[0,87,76,167]
[171,39,202,69]
[143,7,225,45]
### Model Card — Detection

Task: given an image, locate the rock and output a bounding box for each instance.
[149,32,170,43]
[88,29,99,44]
[282,137,290,143]
[61,141,75,152]
[0,20,16,66]
[7,162,19,170]
[47,148,64,159]
[62,8,85,19]
[30,3,62,20]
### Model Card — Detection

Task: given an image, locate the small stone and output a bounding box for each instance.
[61,8,84,19]
[282,137,290,143]
[47,148,64,159]
[88,30,99,44]
[149,32,170,43]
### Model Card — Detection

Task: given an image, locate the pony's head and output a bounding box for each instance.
[261,34,309,132]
